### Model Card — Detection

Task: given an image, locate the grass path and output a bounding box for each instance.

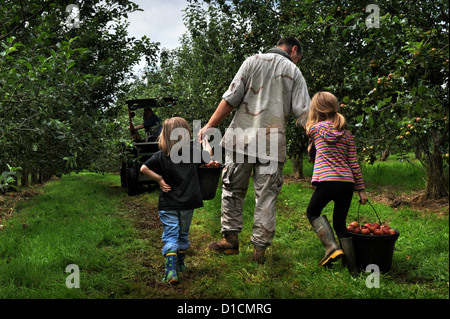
[0,168,448,300]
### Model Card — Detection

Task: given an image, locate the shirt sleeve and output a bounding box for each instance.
[346,134,365,191]
[143,151,163,176]
[291,70,311,127]
[222,57,252,108]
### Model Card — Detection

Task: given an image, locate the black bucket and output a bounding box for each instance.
[198,165,224,200]
[349,202,400,273]
[350,228,399,273]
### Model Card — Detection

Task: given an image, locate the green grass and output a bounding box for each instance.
[285,154,428,191]
[0,173,138,298]
[0,158,447,300]
[360,156,427,191]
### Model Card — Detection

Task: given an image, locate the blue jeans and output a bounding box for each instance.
[159,209,194,256]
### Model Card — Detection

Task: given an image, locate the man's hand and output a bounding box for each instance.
[198,123,214,143]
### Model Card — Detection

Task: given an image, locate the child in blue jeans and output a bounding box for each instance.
[141,117,210,284]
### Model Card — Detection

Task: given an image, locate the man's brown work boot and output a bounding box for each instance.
[251,246,266,264]
[208,232,239,254]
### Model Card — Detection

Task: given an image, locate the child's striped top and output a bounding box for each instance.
[308,121,365,191]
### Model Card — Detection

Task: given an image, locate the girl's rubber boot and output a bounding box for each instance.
[178,250,186,272]
[162,251,178,284]
[339,237,359,276]
[311,216,344,267]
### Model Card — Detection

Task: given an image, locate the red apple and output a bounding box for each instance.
[382,227,391,235]
[373,228,384,236]
[347,225,354,232]
[349,221,359,228]
[389,229,396,235]
[353,227,361,234]
[363,223,371,229]
[368,224,378,233]
[361,228,371,235]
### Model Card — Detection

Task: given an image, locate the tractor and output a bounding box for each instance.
[120,97,174,195]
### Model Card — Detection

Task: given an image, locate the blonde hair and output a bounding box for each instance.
[158,117,192,156]
[304,91,347,134]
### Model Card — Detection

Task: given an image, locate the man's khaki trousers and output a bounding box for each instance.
[220,152,284,248]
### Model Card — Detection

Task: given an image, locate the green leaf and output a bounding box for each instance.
[344,15,353,24]
[342,28,348,37]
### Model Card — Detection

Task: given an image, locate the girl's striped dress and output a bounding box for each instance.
[308,121,365,191]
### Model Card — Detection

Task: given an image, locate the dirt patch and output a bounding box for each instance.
[123,195,162,231]
[283,174,312,186]
[121,193,201,296]
[1,188,45,225]
[370,187,448,215]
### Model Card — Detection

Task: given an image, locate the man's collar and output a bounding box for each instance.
[265,47,291,61]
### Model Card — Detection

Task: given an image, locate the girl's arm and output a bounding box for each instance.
[140,165,171,192]
[358,190,368,204]
[347,134,366,195]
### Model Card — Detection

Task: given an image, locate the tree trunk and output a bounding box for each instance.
[31,172,38,185]
[425,151,447,199]
[380,146,390,161]
[413,141,422,161]
[292,153,304,179]
[21,172,29,188]
[425,131,448,199]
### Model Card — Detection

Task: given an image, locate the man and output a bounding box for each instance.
[132,108,162,141]
[198,36,311,263]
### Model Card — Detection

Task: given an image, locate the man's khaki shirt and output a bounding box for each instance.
[221,49,311,163]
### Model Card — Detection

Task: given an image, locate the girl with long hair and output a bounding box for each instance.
[304,92,367,275]
[141,117,210,284]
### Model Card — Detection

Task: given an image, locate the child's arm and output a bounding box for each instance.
[358,190,368,205]
[140,165,171,192]
[347,134,367,204]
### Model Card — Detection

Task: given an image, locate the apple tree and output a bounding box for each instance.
[253,0,449,198]
[0,0,159,188]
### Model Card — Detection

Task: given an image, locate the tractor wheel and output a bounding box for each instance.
[120,163,127,188]
[126,164,139,196]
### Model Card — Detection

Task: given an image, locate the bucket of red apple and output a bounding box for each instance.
[198,161,224,200]
[347,201,400,273]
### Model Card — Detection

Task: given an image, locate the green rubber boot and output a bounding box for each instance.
[162,251,178,284]
[178,250,186,272]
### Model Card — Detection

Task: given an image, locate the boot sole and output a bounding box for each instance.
[162,278,179,284]
[209,247,239,255]
[319,249,344,267]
